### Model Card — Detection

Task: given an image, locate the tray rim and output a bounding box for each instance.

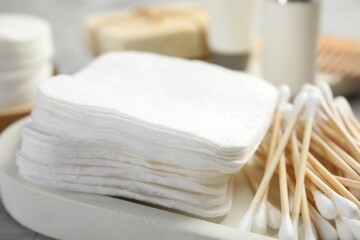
[0,118,272,240]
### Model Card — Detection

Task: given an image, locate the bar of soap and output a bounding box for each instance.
[83,4,208,58]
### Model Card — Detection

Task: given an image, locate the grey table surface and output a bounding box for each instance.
[0,0,360,239]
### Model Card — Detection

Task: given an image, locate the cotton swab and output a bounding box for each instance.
[241,82,360,239]
[309,205,338,240]
[327,140,360,176]
[341,215,360,238]
[237,92,307,231]
[291,93,319,229]
[317,80,360,160]
[312,187,337,219]
[309,131,360,179]
[260,85,290,234]
[278,154,295,240]
[301,83,332,117]
[266,201,282,230]
[307,151,360,208]
[286,160,316,240]
[335,217,355,240]
[335,96,360,139]
[335,176,360,189]
[243,164,281,231]
[306,168,359,218]
[252,197,267,234]
[242,165,268,234]
[335,96,360,133]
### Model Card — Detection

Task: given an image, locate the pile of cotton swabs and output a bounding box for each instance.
[238,81,360,240]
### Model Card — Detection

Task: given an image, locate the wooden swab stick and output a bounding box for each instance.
[308,182,337,220]
[325,114,360,161]
[248,87,289,234]
[278,154,294,240]
[294,135,359,205]
[317,80,344,121]
[315,103,360,161]
[287,122,316,240]
[243,164,269,234]
[300,121,357,176]
[286,164,316,240]
[244,164,260,191]
[335,176,360,189]
[305,167,360,219]
[262,85,290,209]
[307,152,360,208]
[309,130,360,179]
[328,140,360,176]
[237,92,307,231]
[291,94,319,226]
[316,117,349,151]
[243,164,282,230]
[308,203,338,240]
[334,216,355,240]
[335,97,360,133]
[335,96,360,139]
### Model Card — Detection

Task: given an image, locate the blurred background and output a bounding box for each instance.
[0,0,359,73]
[0,0,360,239]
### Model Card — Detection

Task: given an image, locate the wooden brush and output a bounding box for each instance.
[318,36,360,79]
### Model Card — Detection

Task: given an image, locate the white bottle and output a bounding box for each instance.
[208,0,256,70]
[262,0,320,94]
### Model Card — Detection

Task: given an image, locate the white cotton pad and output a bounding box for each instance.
[0,14,53,69]
[18,166,234,218]
[16,157,230,208]
[32,52,278,171]
[17,150,229,196]
[17,52,277,217]
[0,62,52,108]
[20,129,227,184]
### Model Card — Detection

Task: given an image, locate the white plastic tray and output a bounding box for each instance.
[0,118,272,240]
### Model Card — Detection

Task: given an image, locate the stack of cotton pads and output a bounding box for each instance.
[16,52,278,217]
[0,14,53,109]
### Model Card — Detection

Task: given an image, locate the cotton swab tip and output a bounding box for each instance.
[278,85,291,109]
[266,202,281,230]
[335,96,353,116]
[305,92,320,120]
[282,103,293,123]
[313,190,337,219]
[331,192,360,219]
[252,200,267,234]
[301,83,320,95]
[303,225,317,240]
[279,214,295,240]
[335,217,355,240]
[301,84,333,117]
[291,92,308,118]
[317,80,334,102]
[237,203,257,231]
[341,216,360,238]
[312,209,338,240]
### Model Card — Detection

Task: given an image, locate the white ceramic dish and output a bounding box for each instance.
[0,118,273,240]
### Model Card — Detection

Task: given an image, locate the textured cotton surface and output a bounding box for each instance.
[38,52,277,151]
[0,14,53,68]
[17,52,278,217]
